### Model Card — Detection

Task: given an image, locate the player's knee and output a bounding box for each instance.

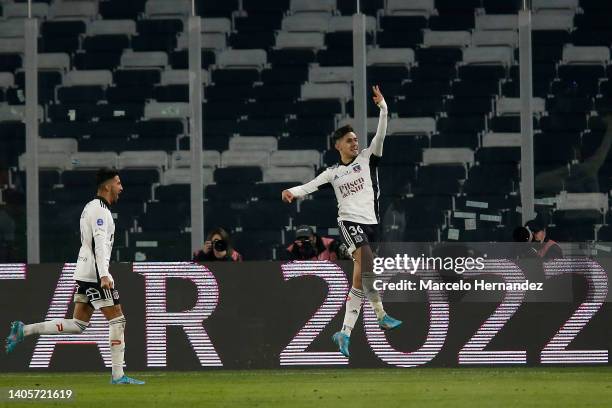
[354,246,376,271]
[109,315,126,329]
[73,319,90,334]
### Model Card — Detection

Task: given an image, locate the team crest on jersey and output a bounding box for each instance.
[97,218,104,226]
[352,164,361,173]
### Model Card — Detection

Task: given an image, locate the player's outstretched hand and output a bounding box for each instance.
[281,190,294,203]
[372,85,384,106]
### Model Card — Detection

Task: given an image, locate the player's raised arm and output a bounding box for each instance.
[281,169,331,203]
[368,85,388,157]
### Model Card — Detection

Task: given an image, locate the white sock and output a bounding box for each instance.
[23,319,89,336]
[341,287,364,337]
[369,299,386,321]
[109,316,126,380]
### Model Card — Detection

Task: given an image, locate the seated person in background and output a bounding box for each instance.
[193,227,242,262]
[512,218,563,259]
[286,225,350,261]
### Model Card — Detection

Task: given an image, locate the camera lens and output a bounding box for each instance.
[213,240,227,251]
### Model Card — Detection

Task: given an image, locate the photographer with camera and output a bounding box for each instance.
[286,225,350,261]
[193,227,242,262]
[512,218,563,260]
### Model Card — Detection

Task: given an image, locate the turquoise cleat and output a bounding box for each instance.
[111,375,145,385]
[332,331,350,357]
[5,321,24,354]
[378,314,402,331]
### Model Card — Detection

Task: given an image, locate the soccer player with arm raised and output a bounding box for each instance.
[5,168,144,385]
[281,86,401,357]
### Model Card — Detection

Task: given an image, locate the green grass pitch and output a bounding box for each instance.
[1,367,611,408]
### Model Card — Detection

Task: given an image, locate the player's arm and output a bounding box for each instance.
[368,85,388,157]
[282,169,331,203]
[90,207,114,287]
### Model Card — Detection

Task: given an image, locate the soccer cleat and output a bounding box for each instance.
[5,321,24,354]
[111,375,145,385]
[378,314,402,331]
[332,331,350,357]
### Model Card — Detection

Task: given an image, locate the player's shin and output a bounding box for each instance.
[23,319,89,336]
[109,315,126,380]
[360,246,386,320]
[341,287,364,336]
[363,276,386,320]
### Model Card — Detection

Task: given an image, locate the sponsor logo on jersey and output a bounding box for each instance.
[338,177,365,198]
[96,218,104,226]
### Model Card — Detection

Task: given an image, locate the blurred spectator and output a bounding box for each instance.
[286,225,350,261]
[193,227,242,262]
[525,219,563,259]
[513,218,563,259]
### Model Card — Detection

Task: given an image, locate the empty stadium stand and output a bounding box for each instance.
[1,0,612,262]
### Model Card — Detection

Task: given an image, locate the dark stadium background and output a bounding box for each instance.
[2,0,612,262]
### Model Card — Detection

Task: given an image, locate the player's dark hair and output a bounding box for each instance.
[96,167,119,189]
[333,125,353,142]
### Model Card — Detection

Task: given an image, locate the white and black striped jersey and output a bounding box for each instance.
[73,196,115,284]
[288,101,388,225]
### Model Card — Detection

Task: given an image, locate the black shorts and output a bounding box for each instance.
[74,280,120,310]
[338,220,379,254]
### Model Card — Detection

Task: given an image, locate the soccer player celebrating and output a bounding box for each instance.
[282,85,401,357]
[5,168,144,385]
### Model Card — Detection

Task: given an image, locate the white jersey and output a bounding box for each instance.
[288,101,388,225]
[73,197,115,283]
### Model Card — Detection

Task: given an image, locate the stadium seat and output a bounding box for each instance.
[276,32,325,50]
[464,164,518,194]
[100,0,146,19]
[296,198,339,228]
[205,183,254,204]
[414,165,466,195]
[195,0,239,17]
[49,0,98,20]
[263,166,315,183]
[164,168,214,187]
[242,201,294,229]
